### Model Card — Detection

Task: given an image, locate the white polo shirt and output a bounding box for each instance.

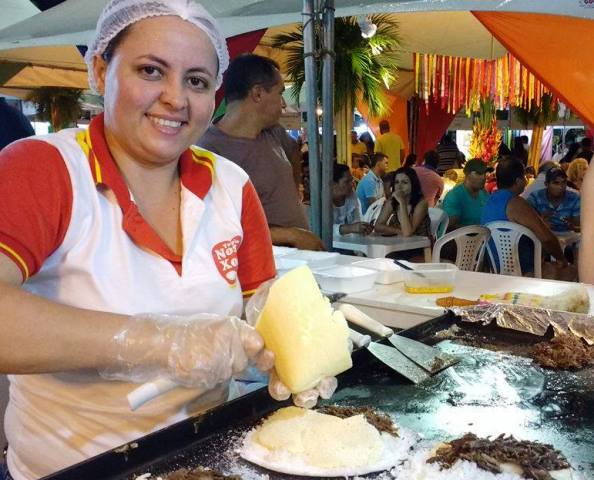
[0,114,275,479]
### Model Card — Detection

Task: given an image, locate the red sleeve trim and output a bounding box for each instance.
[0,139,73,281]
[237,180,276,294]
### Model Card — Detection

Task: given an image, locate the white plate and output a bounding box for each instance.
[240,427,418,478]
[312,265,377,293]
[352,258,405,284]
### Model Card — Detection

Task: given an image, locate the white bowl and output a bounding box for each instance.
[351,258,405,284]
[275,258,307,277]
[283,250,340,269]
[312,266,378,293]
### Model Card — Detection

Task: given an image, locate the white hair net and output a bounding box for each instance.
[85,0,229,93]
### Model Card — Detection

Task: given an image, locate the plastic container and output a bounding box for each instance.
[312,266,378,293]
[275,258,307,277]
[403,263,458,294]
[272,246,297,257]
[283,250,340,269]
[351,258,405,284]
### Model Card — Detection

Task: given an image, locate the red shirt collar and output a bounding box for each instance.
[76,114,217,272]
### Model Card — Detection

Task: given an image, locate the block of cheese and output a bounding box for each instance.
[256,265,352,393]
[254,406,383,469]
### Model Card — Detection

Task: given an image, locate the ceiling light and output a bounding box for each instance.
[358,15,377,39]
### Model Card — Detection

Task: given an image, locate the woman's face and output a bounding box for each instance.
[93,16,218,166]
[393,173,412,196]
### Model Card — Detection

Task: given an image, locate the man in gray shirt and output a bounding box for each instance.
[199,54,323,250]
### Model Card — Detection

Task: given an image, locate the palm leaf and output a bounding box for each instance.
[269,15,402,117]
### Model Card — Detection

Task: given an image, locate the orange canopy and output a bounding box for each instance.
[357,92,409,155]
[473,11,594,128]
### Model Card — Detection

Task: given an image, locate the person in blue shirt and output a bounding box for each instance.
[356,152,388,214]
[0,98,35,150]
[526,167,580,233]
[481,157,573,280]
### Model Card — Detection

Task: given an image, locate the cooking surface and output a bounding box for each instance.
[45,316,594,479]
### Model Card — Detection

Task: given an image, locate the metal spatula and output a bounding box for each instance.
[340,304,459,375]
[349,329,431,384]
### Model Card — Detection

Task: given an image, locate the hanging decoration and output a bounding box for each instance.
[469,97,502,164]
[413,52,556,115]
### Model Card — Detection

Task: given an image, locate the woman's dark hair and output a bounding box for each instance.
[101,26,132,63]
[224,54,280,103]
[402,153,417,168]
[391,167,424,211]
[333,163,350,183]
[496,157,525,189]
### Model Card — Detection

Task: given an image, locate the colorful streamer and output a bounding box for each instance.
[413,52,555,115]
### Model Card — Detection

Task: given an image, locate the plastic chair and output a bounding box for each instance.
[432,225,491,271]
[484,221,542,278]
[428,207,449,239]
[362,197,385,224]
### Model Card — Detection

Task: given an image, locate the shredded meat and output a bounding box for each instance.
[165,468,241,480]
[530,333,594,370]
[427,433,570,480]
[316,405,399,437]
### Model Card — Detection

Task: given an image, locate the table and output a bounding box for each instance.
[334,254,594,330]
[333,233,432,261]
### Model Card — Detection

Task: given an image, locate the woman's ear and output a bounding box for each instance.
[92,55,108,95]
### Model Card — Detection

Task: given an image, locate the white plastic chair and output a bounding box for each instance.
[362,197,385,224]
[485,221,542,278]
[432,225,491,271]
[428,207,449,239]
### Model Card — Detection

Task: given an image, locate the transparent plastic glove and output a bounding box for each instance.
[100,313,273,389]
[246,281,341,408]
[268,368,338,409]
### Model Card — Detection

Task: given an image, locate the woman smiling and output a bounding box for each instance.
[0,2,283,478]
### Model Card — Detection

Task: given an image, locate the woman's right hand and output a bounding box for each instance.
[100,314,274,389]
[392,190,407,205]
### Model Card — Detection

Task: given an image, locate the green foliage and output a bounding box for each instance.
[268,15,401,117]
[27,87,83,131]
[514,93,558,128]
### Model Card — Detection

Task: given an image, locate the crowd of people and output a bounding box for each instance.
[333,128,591,280]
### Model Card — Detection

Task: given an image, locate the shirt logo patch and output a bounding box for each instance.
[212,236,241,285]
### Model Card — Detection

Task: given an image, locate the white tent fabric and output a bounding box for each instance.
[0,0,593,51]
[1,0,39,31]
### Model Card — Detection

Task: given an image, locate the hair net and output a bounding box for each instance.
[85,0,229,93]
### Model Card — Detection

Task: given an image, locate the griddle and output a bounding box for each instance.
[42,312,594,479]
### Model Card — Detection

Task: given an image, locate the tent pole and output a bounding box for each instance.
[303,0,321,237]
[321,0,335,249]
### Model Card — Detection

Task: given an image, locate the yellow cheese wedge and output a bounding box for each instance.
[254,406,383,469]
[256,265,352,393]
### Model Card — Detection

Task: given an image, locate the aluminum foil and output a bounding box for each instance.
[452,303,594,345]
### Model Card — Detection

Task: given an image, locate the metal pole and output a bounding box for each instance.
[303,0,321,237]
[321,0,335,249]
